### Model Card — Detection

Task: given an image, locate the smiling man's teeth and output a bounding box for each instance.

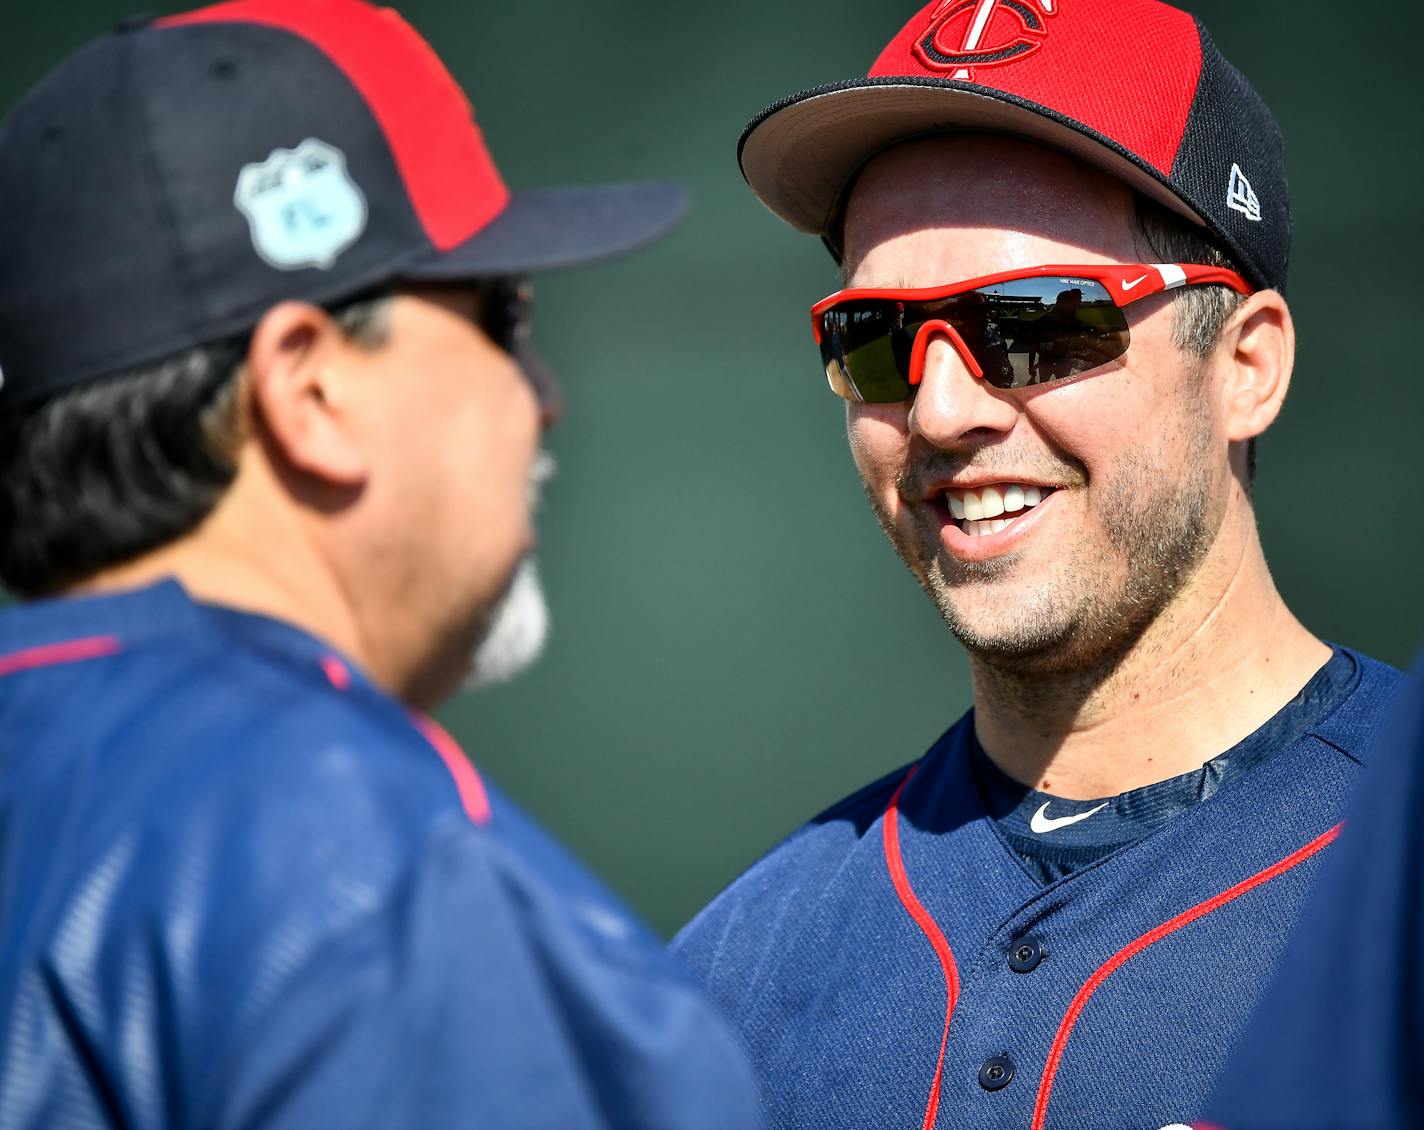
[946,483,1052,535]
[962,518,1012,537]
[979,485,1005,518]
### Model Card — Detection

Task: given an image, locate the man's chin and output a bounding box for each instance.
[463,556,550,691]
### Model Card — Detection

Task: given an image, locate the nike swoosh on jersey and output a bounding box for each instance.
[1029,800,1110,834]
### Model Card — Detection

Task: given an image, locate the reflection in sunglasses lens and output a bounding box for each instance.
[819,277,1130,402]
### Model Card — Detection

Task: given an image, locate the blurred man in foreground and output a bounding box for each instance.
[0,3,759,1126]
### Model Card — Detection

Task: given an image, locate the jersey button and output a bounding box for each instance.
[978,1055,1016,1092]
[1008,935,1047,973]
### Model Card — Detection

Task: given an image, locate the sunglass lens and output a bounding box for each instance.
[819,303,915,403]
[976,276,1129,389]
[480,279,531,354]
[819,276,1130,401]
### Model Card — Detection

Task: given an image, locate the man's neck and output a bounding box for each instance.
[970,526,1330,800]
[71,486,370,683]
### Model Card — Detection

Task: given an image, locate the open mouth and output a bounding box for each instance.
[944,483,1055,537]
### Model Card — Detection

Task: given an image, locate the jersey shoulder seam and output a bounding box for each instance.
[1308,648,1404,766]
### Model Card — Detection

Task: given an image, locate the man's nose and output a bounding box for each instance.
[907,324,1018,447]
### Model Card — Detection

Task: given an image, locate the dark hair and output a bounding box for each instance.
[1130,194,1255,484]
[0,295,391,597]
[1130,194,1246,358]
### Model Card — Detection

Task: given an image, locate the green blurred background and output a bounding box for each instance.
[4,2,1420,936]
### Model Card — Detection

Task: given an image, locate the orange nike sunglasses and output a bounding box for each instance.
[810,263,1253,403]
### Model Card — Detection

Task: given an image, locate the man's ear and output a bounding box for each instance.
[1218,289,1295,443]
[245,301,369,486]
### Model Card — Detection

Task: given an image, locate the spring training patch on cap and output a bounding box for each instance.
[234,138,369,270]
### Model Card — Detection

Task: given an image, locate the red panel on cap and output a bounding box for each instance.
[159,0,508,251]
[869,0,1202,176]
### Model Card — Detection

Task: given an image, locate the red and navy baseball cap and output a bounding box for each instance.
[739,0,1288,293]
[0,0,688,406]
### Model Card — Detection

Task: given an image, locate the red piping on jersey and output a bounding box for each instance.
[1029,823,1344,1130]
[882,764,961,1130]
[319,654,352,691]
[0,636,121,678]
[411,713,491,826]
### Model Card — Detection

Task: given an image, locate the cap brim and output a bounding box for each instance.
[404,182,689,280]
[738,79,1206,251]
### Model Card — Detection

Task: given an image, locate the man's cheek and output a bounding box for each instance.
[846,414,902,486]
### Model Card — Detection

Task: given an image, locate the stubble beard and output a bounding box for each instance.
[868,414,1218,683]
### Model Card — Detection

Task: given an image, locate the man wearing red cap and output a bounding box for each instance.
[674,3,1399,1128]
[0,3,759,1127]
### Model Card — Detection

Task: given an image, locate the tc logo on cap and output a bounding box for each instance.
[913,0,1059,80]
[234,138,368,271]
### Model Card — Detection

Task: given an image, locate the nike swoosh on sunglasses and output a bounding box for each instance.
[810,263,1253,403]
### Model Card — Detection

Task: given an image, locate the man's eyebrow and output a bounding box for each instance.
[840,271,912,289]
[839,252,905,289]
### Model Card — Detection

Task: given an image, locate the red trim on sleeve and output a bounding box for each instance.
[319,654,352,691]
[882,764,962,1130]
[0,636,121,678]
[1029,823,1344,1130]
[411,713,491,826]
[158,2,509,251]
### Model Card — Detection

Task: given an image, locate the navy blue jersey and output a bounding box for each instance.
[673,650,1399,1130]
[1202,655,1424,1130]
[0,581,761,1130]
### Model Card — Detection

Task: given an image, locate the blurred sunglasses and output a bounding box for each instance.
[479,277,532,355]
[811,263,1253,403]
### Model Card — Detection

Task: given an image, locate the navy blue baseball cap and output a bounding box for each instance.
[739,0,1288,294]
[0,0,688,405]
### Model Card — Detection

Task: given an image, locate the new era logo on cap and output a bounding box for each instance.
[1227,163,1262,222]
